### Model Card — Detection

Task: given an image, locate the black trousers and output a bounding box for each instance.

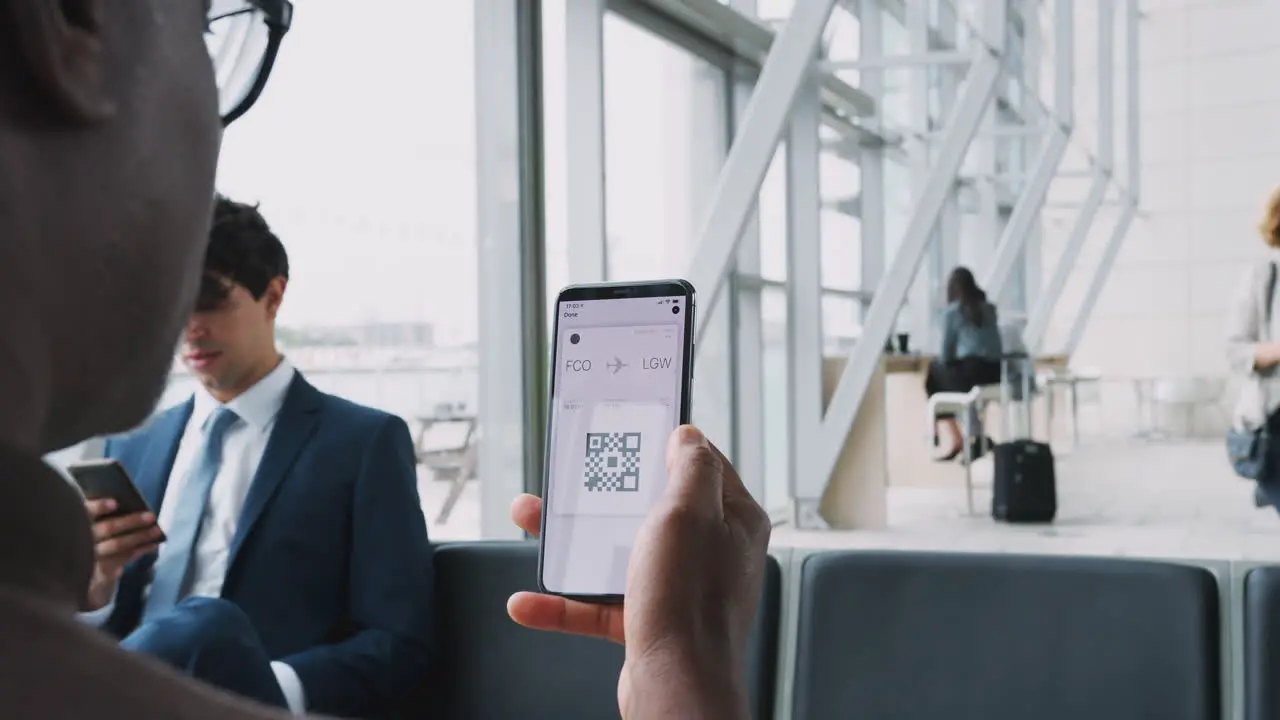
[925,357,1003,420]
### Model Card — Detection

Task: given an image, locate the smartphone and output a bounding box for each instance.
[67,459,164,538]
[537,279,696,602]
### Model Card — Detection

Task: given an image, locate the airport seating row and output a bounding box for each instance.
[414,542,1280,720]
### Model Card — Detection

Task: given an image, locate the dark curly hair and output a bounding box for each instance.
[196,196,289,311]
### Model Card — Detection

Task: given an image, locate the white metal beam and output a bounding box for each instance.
[1062,0,1141,356]
[936,0,962,301]
[686,0,839,343]
[804,48,1003,499]
[728,0,765,503]
[566,0,608,282]
[1020,0,1048,311]
[474,0,545,538]
[983,129,1070,294]
[785,74,825,524]
[638,0,877,117]
[1063,202,1136,354]
[822,51,970,70]
[1022,173,1107,352]
[970,0,1007,279]
[978,0,1009,53]
[859,0,886,295]
[904,0,935,354]
[1022,0,1114,353]
[1124,0,1140,202]
[983,0,1074,298]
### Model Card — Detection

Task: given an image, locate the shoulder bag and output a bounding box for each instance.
[1227,261,1278,479]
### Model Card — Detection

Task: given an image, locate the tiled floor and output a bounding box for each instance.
[421,437,1280,561]
[778,438,1280,560]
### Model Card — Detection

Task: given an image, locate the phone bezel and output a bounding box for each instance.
[66,458,156,519]
[536,279,697,604]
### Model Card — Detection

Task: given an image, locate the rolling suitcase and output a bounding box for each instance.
[991,353,1057,523]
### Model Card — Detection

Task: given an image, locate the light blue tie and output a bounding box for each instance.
[142,406,239,620]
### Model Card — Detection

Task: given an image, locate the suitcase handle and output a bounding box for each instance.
[998,352,1035,439]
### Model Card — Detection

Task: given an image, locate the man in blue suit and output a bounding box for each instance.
[79,197,434,717]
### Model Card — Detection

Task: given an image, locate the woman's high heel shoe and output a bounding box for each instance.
[933,445,963,462]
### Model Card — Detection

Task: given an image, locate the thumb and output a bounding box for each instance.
[664,425,724,520]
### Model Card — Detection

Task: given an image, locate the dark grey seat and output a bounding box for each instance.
[793,551,1220,720]
[421,541,781,720]
[1244,566,1280,720]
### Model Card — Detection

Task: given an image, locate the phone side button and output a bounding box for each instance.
[690,344,695,379]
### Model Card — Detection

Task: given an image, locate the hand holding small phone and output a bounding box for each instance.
[538,280,697,601]
[510,426,772,718]
[68,460,165,611]
[82,498,164,611]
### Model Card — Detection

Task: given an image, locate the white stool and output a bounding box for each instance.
[926,387,983,515]
[1042,367,1101,447]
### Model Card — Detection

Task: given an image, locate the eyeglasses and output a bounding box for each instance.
[206,0,293,127]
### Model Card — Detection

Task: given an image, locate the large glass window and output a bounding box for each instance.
[541,0,571,313]
[820,153,863,293]
[602,17,728,281]
[199,2,481,539]
[760,287,789,513]
[751,129,865,513]
[601,15,735,451]
[760,149,789,281]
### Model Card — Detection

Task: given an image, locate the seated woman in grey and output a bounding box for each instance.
[1227,187,1280,509]
[926,267,1004,461]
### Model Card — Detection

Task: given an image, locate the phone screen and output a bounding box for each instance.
[540,286,693,598]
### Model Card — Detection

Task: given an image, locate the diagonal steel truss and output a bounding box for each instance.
[685,0,843,344]
[807,44,1004,509]
[1062,0,1142,357]
[983,0,1076,300]
[1022,0,1133,354]
[681,0,1140,523]
[475,0,1142,529]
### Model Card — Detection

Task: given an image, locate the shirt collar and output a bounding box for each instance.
[191,357,296,432]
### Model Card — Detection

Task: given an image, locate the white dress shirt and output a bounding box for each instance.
[80,359,307,713]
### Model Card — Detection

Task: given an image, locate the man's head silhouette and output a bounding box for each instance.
[0,1,288,615]
[0,3,221,453]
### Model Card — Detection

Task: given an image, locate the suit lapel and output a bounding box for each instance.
[227,374,322,571]
[135,401,193,512]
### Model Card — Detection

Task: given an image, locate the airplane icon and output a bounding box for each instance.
[607,357,628,374]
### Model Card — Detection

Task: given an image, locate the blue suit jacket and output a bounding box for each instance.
[103,374,433,717]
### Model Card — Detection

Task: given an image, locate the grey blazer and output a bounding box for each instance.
[1227,258,1280,430]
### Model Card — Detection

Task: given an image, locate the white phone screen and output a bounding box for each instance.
[541,294,691,596]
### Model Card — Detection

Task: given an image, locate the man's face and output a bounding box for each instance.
[183,276,285,394]
[0,1,223,450]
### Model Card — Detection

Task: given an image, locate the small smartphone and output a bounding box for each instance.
[537,279,696,602]
[67,459,164,538]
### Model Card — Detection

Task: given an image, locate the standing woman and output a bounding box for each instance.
[1227,188,1280,509]
[926,267,1004,460]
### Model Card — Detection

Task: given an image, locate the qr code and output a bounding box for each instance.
[584,432,642,492]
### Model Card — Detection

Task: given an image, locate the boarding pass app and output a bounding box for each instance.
[541,294,689,597]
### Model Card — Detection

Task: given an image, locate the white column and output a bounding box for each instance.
[565,0,607,282]
[474,0,546,537]
[785,71,825,526]
[728,0,766,503]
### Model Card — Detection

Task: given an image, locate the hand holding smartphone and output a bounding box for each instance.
[537,280,696,602]
[68,459,159,525]
[67,459,165,610]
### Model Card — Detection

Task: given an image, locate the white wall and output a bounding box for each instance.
[1044,0,1280,436]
